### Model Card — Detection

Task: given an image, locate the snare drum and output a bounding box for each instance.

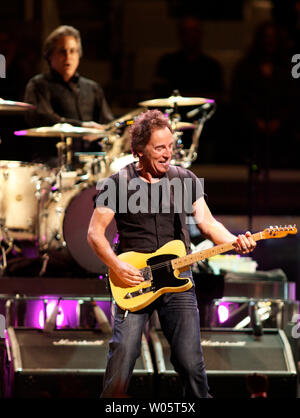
[74,152,108,183]
[0,161,53,240]
[39,184,117,274]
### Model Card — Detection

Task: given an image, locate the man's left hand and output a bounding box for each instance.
[233,231,256,254]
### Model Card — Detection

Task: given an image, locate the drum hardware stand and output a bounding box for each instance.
[34,177,44,247]
[37,200,66,276]
[56,139,66,170]
[39,252,50,277]
[175,118,202,167]
[0,242,7,275]
[74,151,107,185]
[56,134,74,171]
[163,90,216,168]
[34,177,59,276]
[168,107,191,167]
[103,133,123,161]
[0,223,22,275]
[66,136,73,169]
[184,103,216,167]
[55,134,81,192]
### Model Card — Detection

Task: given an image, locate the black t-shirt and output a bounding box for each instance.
[96,163,204,253]
[24,69,114,127]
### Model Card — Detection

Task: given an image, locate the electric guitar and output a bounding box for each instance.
[109,225,297,312]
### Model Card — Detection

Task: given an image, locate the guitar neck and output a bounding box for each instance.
[171,231,264,270]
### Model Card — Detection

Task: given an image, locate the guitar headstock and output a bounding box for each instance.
[262,225,297,239]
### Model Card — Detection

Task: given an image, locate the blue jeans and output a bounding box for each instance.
[101,285,210,398]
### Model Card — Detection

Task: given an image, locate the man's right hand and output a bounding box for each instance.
[113,260,144,287]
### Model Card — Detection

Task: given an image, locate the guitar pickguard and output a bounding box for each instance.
[124,253,190,301]
[146,253,189,290]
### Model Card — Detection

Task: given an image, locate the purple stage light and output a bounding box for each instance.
[38,300,64,328]
[14,130,28,136]
[36,299,78,329]
[21,298,111,329]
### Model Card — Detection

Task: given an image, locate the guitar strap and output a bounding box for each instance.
[166,165,192,253]
[123,163,192,253]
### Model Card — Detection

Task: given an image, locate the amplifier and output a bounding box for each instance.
[149,328,298,398]
[5,327,154,398]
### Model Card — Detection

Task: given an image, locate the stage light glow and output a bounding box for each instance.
[25,299,111,329]
[38,309,44,328]
[48,300,64,327]
[217,303,230,323]
[38,300,64,328]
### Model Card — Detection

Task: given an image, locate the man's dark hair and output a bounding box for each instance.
[130,109,172,157]
[43,25,82,63]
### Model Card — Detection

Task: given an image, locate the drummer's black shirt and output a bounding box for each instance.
[24,69,113,128]
[96,163,204,254]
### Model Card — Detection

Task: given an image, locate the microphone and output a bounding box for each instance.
[186,102,216,119]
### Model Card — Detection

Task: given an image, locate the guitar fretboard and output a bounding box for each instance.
[171,231,264,270]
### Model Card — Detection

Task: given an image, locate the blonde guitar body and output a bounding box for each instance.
[108,225,297,312]
[109,240,192,312]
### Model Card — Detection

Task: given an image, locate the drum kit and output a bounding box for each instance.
[0,93,215,276]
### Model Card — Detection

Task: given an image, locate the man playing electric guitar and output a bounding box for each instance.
[87,109,256,398]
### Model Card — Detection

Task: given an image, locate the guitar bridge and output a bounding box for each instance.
[140,266,153,281]
[125,266,154,299]
[125,285,155,299]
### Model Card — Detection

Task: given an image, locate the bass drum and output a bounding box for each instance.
[39,184,117,274]
[0,160,53,240]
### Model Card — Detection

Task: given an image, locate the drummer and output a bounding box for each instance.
[24,25,114,159]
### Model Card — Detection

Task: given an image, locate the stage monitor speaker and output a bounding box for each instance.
[5,327,154,398]
[149,328,298,398]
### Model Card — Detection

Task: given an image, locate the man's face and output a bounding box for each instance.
[138,127,174,178]
[49,35,80,82]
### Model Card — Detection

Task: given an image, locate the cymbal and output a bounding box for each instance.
[0,98,35,112]
[14,123,107,138]
[139,95,215,108]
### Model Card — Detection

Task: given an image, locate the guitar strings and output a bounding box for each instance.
[140,259,172,272]
[137,228,294,274]
[140,252,204,272]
